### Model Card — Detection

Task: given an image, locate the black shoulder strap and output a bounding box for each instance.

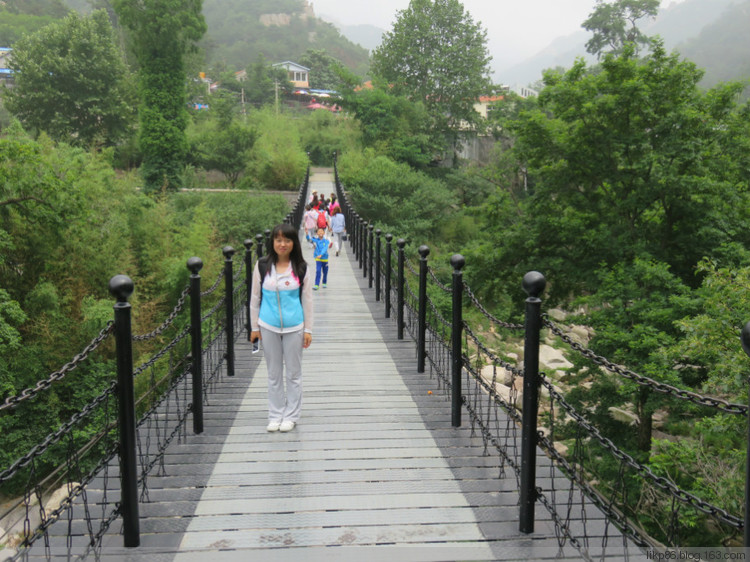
[257,256,270,305]
[257,255,270,280]
[297,262,306,301]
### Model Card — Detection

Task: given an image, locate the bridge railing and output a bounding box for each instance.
[333,155,749,556]
[0,167,309,560]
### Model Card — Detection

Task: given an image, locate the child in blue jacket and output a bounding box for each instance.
[312,227,332,289]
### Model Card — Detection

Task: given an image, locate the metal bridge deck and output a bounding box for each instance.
[35,173,646,561]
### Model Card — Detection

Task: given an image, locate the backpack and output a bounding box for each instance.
[256,256,306,303]
[317,211,328,229]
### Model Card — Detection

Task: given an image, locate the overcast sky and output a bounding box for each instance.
[311,0,687,73]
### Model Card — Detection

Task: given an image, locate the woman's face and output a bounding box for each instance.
[274,234,293,260]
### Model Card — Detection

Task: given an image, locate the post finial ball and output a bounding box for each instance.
[523,271,546,298]
[450,254,466,271]
[109,275,134,302]
[187,257,203,274]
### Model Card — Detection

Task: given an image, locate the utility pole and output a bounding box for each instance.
[274,80,279,114]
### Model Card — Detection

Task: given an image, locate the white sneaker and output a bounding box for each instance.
[279,420,296,432]
[266,421,281,432]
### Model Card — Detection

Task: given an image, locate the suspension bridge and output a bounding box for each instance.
[1,167,747,561]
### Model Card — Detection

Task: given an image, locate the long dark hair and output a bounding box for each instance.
[268,223,306,280]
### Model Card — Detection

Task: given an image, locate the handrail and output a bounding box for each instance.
[333,151,748,554]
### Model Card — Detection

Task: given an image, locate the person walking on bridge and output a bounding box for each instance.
[250,223,313,432]
[330,206,346,256]
[303,204,318,243]
[312,227,332,289]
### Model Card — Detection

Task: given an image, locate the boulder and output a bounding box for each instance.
[538,344,573,370]
[608,407,638,426]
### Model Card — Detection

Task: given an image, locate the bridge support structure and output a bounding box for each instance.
[519,271,547,534]
[451,255,466,427]
[109,274,141,548]
[223,247,235,377]
[187,258,204,434]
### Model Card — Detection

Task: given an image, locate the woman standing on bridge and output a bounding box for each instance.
[249,223,313,433]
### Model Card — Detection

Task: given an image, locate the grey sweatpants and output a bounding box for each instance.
[259,327,304,423]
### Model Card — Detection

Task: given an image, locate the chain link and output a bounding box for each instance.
[0,382,117,484]
[463,281,524,330]
[1,322,114,412]
[201,268,225,296]
[544,316,749,416]
[132,285,190,341]
[539,374,744,528]
[426,266,452,293]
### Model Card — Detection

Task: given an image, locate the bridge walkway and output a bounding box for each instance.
[38,170,644,561]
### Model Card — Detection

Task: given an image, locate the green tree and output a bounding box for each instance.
[370,0,492,153]
[344,87,438,168]
[505,42,747,302]
[583,0,660,59]
[112,0,206,193]
[5,10,134,147]
[191,122,257,186]
[298,49,344,91]
[243,54,289,109]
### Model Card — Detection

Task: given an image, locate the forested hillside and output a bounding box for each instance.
[200,0,370,77]
[0,0,68,45]
[677,0,750,88]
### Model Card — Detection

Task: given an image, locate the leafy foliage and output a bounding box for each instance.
[338,150,456,242]
[113,0,207,192]
[371,0,492,150]
[5,10,135,147]
[583,0,660,58]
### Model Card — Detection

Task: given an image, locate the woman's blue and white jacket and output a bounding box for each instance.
[250,261,313,334]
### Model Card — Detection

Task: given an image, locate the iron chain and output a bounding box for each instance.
[1,322,114,412]
[132,285,190,341]
[544,316,748,416]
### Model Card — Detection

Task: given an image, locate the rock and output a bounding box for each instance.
[538,344,574,370]
[608,407,638,425]
[547,308,567,321]
[481,364,515,386]
[495,383,523,409]
[44,482,80,518]
[554,442,569,456]
[567,325,593,346]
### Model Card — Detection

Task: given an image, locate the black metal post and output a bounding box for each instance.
[385,234,393,318]
[223,246,235,377]
[256,233,264,260]
[357,219,367,269]
[739,321,750,547]
[519,271,546,534]
[350,213,357,250]
[397,238,406,340]
[375,229,382,301]
[417,245,429,373]
[244,239,253,335]
[451,255,466,427]
[108,274,140,548]
[187,257,204,434]
[368,224,374,286]
[362,222,368,278]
